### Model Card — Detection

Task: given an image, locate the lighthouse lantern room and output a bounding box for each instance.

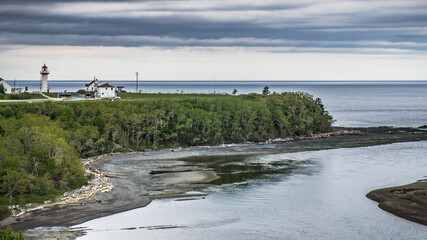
[40,64,49,92]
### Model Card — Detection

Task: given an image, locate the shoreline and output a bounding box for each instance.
[2,126,427,231]
[366,181,427,226]
[2,129,360,227]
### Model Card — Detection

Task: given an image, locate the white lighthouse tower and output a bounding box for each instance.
[40,64,49,92]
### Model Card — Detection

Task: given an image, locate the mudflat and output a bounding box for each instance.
[366,181,427,226]
[3,126,427,231]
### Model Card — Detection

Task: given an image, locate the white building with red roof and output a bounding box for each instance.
[96,83,116,99]
[85,77,99,92]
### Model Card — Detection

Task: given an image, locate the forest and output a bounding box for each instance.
[0,92,333,211]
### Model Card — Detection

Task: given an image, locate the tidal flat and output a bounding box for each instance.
[5,127,427,239]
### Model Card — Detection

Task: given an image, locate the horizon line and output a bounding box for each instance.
[3,80,427,82]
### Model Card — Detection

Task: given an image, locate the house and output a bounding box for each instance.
[96,83,116,99]
[85,77,100,92]
[0,79,12,94]
[117,86,125,93]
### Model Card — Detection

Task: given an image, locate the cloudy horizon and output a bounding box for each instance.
[1,0,427,80]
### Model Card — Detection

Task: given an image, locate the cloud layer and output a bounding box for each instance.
[1,0,427,52]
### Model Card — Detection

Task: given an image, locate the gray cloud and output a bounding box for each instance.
[1,0,427,52]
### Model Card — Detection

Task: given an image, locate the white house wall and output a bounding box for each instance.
[98,87,116,98]
[0,81,12,94]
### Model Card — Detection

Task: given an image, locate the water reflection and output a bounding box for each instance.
[25,141,427,239]
[149,154,320,189]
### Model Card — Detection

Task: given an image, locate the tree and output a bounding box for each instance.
[315,97,325,113]
[95,116,106,134]
[0,84,5,95]
[0,169,28,204]
[232,89,238,95]
[26,149,56,177]
[262,86,270,95]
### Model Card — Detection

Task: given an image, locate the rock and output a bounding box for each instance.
[366,182,427,226]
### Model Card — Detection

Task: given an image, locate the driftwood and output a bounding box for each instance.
[8,129,361,219]
[9,158,114,219]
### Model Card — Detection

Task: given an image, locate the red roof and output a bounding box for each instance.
[42,64,47,68]
[97,83,114,88]
[85,79,96,87]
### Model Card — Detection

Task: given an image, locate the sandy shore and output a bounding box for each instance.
[366,181,427,226]
[2,126,427,232]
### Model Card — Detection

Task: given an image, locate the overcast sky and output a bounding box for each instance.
[1,0,427,80]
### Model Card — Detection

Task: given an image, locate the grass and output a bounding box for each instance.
[44,92,58,98]
[0,93,47,100]
[118,93,236,101]
[76,89,88,95]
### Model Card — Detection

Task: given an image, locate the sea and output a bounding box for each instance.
[19,81,427,239]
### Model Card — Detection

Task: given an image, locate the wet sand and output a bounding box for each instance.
[3,126,427,231]
[366,181,427,226]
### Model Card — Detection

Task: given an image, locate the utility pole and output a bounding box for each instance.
[214,76,216,94]
[135,72,139,93]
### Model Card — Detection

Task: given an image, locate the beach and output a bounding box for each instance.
[3,126,427,235]
[367,181,427,226]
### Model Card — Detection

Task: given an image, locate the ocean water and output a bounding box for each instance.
[11,80,427,127]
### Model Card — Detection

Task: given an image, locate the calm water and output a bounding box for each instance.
[74,141,427,240]
[11,80,427,127]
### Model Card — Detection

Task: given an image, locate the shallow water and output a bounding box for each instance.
[73,141,427,240]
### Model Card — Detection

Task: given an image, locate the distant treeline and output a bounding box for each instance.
[0,92,332,207]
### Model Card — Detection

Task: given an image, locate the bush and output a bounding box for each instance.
[0,206,11,221]
[76,89,88,95]
[0,225,25,240]
[9,93,31,100]
[66,176,90,190]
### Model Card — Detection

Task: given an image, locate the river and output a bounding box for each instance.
[68,141,427,240]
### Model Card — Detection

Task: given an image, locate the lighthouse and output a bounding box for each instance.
[40,64,49,92]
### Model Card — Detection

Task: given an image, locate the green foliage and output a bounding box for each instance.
[0,85,5,95]
[0,114,88,207]
[262,86,270,95]
[94,116,106,134]
[0,206,11,221]
[0,225,26,240]
[9,93,46,100]
[0,93,47,100]
[76,89,88,95]
[0,93,332,207]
